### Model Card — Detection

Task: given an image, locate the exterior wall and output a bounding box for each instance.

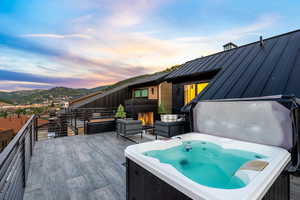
[0,129,14,152]
[159,82,172,114]
[81,87,129,108]
[172,83,185,114]
[149,86,158,99]
[132,86,158,100]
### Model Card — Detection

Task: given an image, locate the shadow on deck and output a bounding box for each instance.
[24,132,300,200]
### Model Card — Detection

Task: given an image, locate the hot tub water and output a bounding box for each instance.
[143,140,266,189]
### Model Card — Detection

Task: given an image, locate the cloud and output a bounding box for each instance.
[0,80,54,92]
[0,69,132,91]
[0,69,89,87]
[104,0,167,28]
[0,80,53,86]
[175,15,277,43]
[21,33,92,39]
[0,32,148,76]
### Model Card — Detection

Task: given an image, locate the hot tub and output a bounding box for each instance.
[125,97,300,200]
[125,133,291,200]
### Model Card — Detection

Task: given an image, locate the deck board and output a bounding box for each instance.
[24,132,300,200]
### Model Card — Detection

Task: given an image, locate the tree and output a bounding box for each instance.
[32,107,43,116]
[15,108,23,118]
[115,104,126,118]
[3,110,8,118]
[0,110,8,118]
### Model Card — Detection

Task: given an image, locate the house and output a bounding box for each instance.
[0,128,14,152]
[125,72,171,125]
[0,115,29,136]
[69,72,171,125]
[165,29,300,112]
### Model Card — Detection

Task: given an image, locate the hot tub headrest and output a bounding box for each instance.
[193,101,293,150]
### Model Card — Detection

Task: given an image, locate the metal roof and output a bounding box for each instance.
[127,71,169,87]
[167,29,300,100]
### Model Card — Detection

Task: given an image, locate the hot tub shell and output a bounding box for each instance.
[126,133,291,200]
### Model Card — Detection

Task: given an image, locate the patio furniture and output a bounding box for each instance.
[142,125,155,135]
[154,120,185,139]
[86,119,116,134]
[116,119,143,140]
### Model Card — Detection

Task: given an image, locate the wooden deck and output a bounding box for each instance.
[24,132,300,200]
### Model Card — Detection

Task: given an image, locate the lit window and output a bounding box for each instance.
[197,82,209,94]
[184,82,208,105]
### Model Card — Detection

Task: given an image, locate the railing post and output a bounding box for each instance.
[74,113,78,135]
[35,116,38,142]
[22,132,26,187]
[30,122,33,156]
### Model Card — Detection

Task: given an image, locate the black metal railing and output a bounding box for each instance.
[125,98,158,106]
[125,99,158,114]
[62,107,117,135]
[0,115,37,200]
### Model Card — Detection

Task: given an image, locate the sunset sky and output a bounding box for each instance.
[0,0,299,91]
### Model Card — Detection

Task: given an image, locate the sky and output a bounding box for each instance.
[0,0,299,91]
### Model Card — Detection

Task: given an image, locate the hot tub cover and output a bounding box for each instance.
[193,96,296,150]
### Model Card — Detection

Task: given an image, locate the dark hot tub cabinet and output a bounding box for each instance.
[125,96,300,200]
[154,120,185,139]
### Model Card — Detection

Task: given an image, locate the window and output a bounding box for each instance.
[184,82,208,105]
[151,88,154,95]
[134,90,141,97]
[141,89,148,97]
[134,89,148,98]
[197,82,209,94]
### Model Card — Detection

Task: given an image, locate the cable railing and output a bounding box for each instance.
[65,108,117,135]
[0,115,37,200]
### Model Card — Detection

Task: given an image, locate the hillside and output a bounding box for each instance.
[0,86,110,105]
[0,100,12,106]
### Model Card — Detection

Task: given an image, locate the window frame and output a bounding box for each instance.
[134,88,148,98]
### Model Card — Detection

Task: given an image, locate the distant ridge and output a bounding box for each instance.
[0,86,110,105]
[0,100,12,106]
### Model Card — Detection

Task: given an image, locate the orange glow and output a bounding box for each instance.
[138,112,154,125]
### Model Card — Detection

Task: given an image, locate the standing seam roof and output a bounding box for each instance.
[177,29,300,101]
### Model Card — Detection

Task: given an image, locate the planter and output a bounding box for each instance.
[160,114,178,122]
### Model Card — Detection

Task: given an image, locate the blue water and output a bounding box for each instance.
[143,140,266,189]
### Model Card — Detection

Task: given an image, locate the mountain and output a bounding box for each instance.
[0,86,110,105]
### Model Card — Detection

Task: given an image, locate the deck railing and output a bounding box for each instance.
[0,115,37,200]
[62,108,117,135]
[125,98,158,114]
